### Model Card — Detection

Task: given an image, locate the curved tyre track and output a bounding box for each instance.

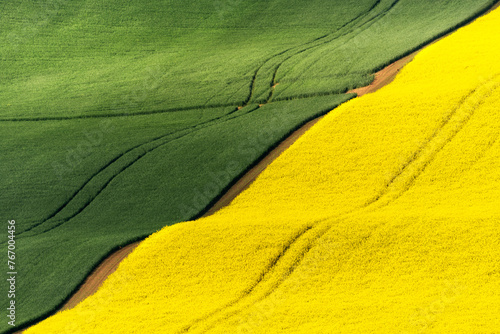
[265,0,401,103]
[365,75,500,209]
[251,0,387,104]
[177,225,318,334]
[0,103,239,122]
[13,105,260,240]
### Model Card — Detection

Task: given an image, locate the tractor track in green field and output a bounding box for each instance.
[267,0,402,102]
[0,1,382,123]
[0,91,348,122]
[0,103,238,122]
[247,0,385,104]
[0,89,349,122]
[199,0,385,123]
[10,104,262,241]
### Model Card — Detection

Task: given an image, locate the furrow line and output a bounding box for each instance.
[177,223,331,334]
[0,103,240,122]
[194,221,378,334]
[16,111,232,236]
[10,105,261,240]
[366,76,500,210]
[265,0,400,102]
[249,0,381,104]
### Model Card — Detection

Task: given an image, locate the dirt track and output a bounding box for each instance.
[17,3,500,332]
[348,52,417,96]
[60,242,140,311]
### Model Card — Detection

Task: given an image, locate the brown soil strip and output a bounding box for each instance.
[203,115,323,217]
[17,3,500,332]
[60,242,140,311]
[349,0,500,97]
[205,47,419,217]
[348,51,418,96]
[14,243,140,334]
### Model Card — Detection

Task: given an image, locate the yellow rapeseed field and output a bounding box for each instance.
[28,6,500,334]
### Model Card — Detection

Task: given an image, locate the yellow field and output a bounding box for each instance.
[28,6,500,334]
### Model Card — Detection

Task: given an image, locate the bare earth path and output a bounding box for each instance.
[17,3,500,332]
[59,242,140,311]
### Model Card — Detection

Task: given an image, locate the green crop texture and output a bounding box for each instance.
[0,0,497,332]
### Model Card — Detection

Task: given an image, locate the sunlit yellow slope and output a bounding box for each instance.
[28,7,500,334]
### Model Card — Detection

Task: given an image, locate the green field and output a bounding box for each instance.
[1,0,497,332]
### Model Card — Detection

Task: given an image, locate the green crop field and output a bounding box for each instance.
[0,0,497,332]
